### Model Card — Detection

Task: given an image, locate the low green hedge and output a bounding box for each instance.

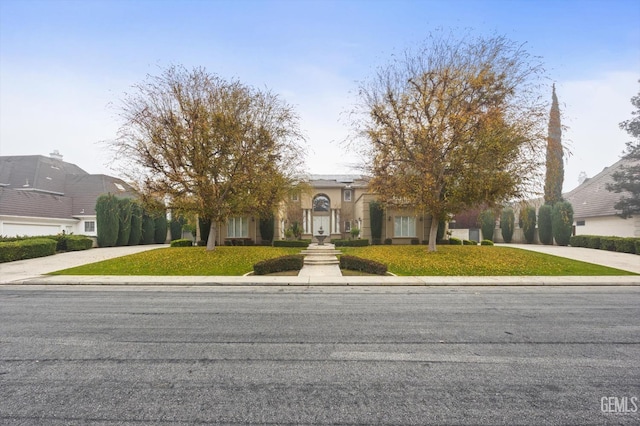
[253,255,305,275]
[65,235,94,251]
[273,240,310,248]
[449,237,462,245]
[481,240,494,246]
[339,255,387,275]
[0,238,57,263]
[333,239,370,247]
[569,235,638,254]
[463,239,478,246]
[0,234,93,252]
[170,239,193,247]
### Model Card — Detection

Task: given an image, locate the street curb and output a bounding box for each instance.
[4,275,640,286]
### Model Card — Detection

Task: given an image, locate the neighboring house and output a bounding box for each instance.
[450,157,640,243]
[0,152,137,238]
[564,158,640,238]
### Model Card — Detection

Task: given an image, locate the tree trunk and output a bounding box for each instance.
[428,217,438,252]
[206,221,217,251]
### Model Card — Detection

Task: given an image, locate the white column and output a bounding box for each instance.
[336,210,340,234]
[303,209,308,234]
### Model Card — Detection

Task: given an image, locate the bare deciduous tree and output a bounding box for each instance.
[351,32,548,251]
[113,65,305,250]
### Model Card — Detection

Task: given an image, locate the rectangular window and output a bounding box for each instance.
[291,193,299,201]
[394,216,416,237]
[576,220,585,226]
[84,221,95,233]
[344,221,351,232]
[227,217,249,238]
[344,190,352,202]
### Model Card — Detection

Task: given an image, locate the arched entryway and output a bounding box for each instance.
[312,194,330,239]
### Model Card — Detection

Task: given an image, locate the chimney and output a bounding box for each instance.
[50,150,63,160]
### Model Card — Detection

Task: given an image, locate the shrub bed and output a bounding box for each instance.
[333,239,370,247]
[273,240,311,248]
[463,239,477,245]
[170,239,193,247]
[339,255,387,275]
[253,255,304,275]
[481,240,494,246]
[0,238,57,263]
[569,235,639,254]
[449,237,462,245]
[65,235,94,251]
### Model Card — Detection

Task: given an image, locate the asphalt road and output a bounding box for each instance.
[1,285,639,425]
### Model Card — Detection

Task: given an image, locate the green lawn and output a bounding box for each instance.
[340,245,636,276]
[49,245,635,276]
[51,246,301,276]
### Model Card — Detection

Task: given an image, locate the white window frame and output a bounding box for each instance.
[344,221,351,232]
[394,216,416,237]
[227,217,249,238]
[84,221,96,233]
[344,189,352,202]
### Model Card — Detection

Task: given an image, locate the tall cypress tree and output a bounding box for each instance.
[544,84,564,205]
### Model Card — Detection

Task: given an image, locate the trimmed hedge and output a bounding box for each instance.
[0,238,57,263]
[170,239,193,247]
[552,201,574,246]
[449,237,462,245]
[479,209,495,242]
[481,239,494,246]
[500,208,515,243]
[273,240,311,247]
[569,235,639,254]
[521,206,537,244]
[333,238,370,247]
[339,255,387,275]
[253,255,304,275]
[129,202,143,246]
[96,194,119,247]
[64,235,94,251]
[463,239,478,245]
[538,204,553,245]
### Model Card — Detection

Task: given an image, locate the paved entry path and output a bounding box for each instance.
[298,243,342,277]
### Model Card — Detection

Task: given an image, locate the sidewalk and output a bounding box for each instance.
[1,243,638,286]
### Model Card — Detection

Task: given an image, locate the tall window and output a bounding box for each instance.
[84,221,95,233]
[227,217,249,238]
[394,216,416,237]
[343,190,352,202]
[344,221,351,232]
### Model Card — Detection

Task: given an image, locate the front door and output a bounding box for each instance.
[313,216,330,236]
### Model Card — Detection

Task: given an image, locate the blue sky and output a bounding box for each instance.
[1,0,639,192]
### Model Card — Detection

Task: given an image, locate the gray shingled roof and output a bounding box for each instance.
[0,188,73,218]
[0,155,136,219]
[308,174,369,188]
[564,158,636,219]
[0,155,87,193]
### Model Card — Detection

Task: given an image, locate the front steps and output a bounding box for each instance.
[298,243,342,276]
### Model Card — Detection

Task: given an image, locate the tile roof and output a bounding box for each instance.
[564,157,636,218]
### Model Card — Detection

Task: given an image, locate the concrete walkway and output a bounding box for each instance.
[1,243,638,286]
[298,243,342,277]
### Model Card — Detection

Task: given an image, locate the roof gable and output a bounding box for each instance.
[564,158,636,218]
